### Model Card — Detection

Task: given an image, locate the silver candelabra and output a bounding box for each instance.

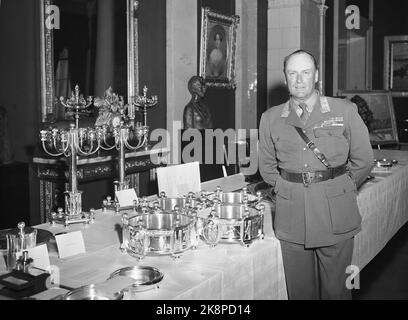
[40,85,99,226]
[98,121,149,193]
[94,88,150,193]
[132,86,158,128]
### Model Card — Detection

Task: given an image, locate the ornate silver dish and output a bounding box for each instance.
[61,284,124,300]
[122,212,197,258]
[108,266,164,292]
[374,158,398,168]
[203,203,265,247]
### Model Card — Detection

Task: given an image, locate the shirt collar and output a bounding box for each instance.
[281,90,330,117]
[291,90,318,113]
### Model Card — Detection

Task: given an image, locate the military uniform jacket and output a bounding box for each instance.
[259,95,374,248]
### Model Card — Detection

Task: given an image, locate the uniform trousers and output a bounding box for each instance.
[280,237,354,300]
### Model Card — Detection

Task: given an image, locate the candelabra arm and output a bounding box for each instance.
[41,141,65,157]
[124,135,147,150]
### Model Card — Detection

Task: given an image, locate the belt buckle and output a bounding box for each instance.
[301,172,315,187]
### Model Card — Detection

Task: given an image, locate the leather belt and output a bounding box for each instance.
[280,164,347,187]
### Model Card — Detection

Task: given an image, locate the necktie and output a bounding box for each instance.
[299,102,308,124]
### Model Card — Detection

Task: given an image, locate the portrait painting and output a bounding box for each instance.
[384,35,408,95]
[339,90,399,146]
[199,7,239,89]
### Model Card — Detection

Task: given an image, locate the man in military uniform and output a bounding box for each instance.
[259,50,374,299]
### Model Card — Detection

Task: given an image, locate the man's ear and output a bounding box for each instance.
[314,70,319,84]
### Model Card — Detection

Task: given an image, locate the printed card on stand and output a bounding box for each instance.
[115,188,138,208]
[55,231,86,259]
[157,162,201,197]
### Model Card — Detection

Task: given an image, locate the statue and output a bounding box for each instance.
[183,76,213,129]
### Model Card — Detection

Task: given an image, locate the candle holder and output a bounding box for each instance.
[40,85,101,227]
[94,88,150,195]
[59,84,93,129]
[132,86,158,150]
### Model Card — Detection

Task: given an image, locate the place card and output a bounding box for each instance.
[15,244,51,271]
[115,188,138,208]
[0,253,6,272]
[55,231,86,259]
[157,161,201,197]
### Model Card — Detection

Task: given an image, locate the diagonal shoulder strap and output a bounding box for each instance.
[294,127,331,168]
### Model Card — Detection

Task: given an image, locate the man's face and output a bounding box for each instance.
[284,53,318,101]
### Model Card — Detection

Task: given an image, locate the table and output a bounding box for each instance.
[352,149,408,270]
[2,150,408,300]
[25,208,287,300]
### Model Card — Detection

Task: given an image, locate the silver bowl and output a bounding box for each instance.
[62,284,124,300]
[108,266,164,292]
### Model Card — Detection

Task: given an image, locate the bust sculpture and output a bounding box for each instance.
[183,76,213,129]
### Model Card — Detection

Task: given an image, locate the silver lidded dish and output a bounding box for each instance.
[61,284,124,300]
[108,266,164,292]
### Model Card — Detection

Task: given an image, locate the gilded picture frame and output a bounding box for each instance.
[199,7,239,89]
[338,90,399,146]
[384,35,408,97]
[39,0,139,123]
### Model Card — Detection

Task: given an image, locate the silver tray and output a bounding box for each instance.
[108,266,164,292]
[61,284,124,300]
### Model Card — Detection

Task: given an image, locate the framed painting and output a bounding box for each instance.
[338,90,399,146]
[199,7,239,89]
[384,35,408,96]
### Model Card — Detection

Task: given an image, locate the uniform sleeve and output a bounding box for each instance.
[259,112,280,187]
[346,103,374,188]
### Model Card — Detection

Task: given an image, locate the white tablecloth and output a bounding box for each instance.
[11,202,287,300]
[352,149,408,270]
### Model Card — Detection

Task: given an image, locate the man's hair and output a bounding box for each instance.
[283,49,318,72]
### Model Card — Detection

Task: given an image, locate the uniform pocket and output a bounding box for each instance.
[313,127,348,159]
[325,179,361,234]
[274,180,292,233]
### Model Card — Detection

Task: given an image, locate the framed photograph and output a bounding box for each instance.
[338,90,399,146]
[199,7,239,89]
[384,35,408,96]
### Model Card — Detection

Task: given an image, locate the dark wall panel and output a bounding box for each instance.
[257,0,268,124]
[138,0,167,131]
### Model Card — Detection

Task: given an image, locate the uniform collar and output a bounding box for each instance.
[281,93,331,129]
[281,91,330,118]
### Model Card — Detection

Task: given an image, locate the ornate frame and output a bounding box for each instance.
[39,0,139,123]
[339,90,399,146]
[384,35,408,97]
[199,7,239,89]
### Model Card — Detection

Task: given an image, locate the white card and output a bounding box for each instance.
[115,188,138,208]
[157,162,201,197]
[0,252,6,272]
[15,244,51,271]
[55,231,86,259]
